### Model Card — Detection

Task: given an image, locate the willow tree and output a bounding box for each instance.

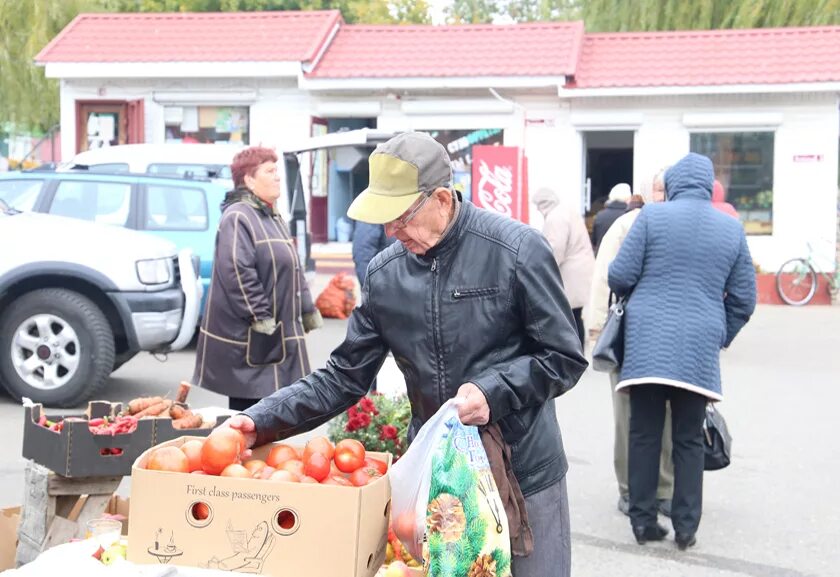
[580,0,840,31]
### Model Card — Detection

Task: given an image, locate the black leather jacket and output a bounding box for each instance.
[245,200,588,496]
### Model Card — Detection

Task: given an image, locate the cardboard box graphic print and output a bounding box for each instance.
[128,437,392,576]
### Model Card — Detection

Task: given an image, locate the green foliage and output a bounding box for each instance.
[427,533,444,576]
[581,0,840,32]
[505,0,581,22]
[445,0,500,23]
[492,547,512,575]
[427,429,490,577]
[327,393,411,458]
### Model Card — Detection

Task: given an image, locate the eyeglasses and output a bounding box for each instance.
[389,191,433,230]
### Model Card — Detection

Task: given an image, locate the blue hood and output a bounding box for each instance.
[665,153,714,202]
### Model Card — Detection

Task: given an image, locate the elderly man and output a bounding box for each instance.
[226,132,587,576]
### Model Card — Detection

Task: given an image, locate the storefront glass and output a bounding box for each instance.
[164,106,249,144]
[690,131,774,235]
[425,129,504,201]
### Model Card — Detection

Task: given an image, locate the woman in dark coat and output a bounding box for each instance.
[608,152,756,550]
[192,147,322,411]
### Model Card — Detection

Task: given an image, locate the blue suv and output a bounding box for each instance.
[0,170,226,314]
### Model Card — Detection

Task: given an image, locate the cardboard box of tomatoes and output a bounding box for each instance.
[127,432,393,577]
[22,401,226,478]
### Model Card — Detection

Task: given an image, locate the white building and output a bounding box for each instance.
[37,13,840,277]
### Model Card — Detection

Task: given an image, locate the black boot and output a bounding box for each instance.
[675,532,697,551]
[632,523,669,545]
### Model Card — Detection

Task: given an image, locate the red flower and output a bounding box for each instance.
[380,424,398,440]
[356,412,372,428]
[348,406,358,419]
[358,397,378,415]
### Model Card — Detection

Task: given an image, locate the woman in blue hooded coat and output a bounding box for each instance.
[608,152,756,550]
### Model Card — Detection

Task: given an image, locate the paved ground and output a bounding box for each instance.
[1,303,837,576]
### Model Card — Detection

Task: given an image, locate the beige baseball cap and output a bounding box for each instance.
[347,132,453,224]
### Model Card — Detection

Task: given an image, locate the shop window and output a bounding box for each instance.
[164,106,249,145]
[690,132,774,235]
[50,180,131,226]
[144,184,208,231]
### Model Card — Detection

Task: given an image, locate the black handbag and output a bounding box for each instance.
[592,294,627,373]
[703,404,732,471]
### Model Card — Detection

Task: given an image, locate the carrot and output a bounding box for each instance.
[127,396,164,415]
[172,414,204,430]
[169,404,189,420]
[176,381,191,404]
[135,400,172,418]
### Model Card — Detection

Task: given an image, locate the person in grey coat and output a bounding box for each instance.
[608,152,756,550]
[352,221,395,287]
[192,146,322,411]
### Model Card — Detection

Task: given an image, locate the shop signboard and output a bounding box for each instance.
[471,145,529,223]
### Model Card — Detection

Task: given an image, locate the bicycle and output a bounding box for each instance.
[775,242,840,305]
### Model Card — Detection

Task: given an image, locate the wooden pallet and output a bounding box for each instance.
[15,461,121,566]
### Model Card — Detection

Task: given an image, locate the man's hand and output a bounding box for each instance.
[219,414,257,459]
[456,382,490,426]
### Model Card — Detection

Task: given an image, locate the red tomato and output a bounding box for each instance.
[221,464,251,478]
[349,467,382,487]
[266,444,299,468]
[148,447,189,473]
[180,440,204,472]
[334,449,365,473]
[393,511,416,545]
[281,459,305,478]
[191,502,210,521]
[364,457,388,475]
[243,459,266,475]
[256,466,276,480]
[201,429,243,475]
[303,452,330,482]
[336,439,366,461]
[269,470,300,483]
[303,436,335,461]
[299,475,319,484]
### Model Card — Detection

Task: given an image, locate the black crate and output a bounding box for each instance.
[22,401,224,478]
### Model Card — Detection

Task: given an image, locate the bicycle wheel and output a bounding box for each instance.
[776,258,817,305]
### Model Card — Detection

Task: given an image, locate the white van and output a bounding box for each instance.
[65,143,244,189]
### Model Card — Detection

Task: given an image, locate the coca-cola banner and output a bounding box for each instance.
[471,145,529,223]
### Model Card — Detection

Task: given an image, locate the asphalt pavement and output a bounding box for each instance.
[0,303,837,576]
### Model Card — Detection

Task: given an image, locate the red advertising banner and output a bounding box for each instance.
[471,145,529,223]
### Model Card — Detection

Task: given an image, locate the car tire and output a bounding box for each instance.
[0,289,115,407]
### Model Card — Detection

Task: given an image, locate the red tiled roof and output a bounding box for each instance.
[35,11,341,63]
[306,21,584,78]
[573,26,840,88]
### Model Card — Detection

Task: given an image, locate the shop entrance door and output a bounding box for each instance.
[581,131,634,234]
[76,100,145,153]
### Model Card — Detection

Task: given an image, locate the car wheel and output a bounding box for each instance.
[0,289,115,407]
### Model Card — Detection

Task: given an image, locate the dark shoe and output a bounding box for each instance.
[617,495,630,516]
[657,498,672,518]
[632,523,669,545]
[675,532,697,551]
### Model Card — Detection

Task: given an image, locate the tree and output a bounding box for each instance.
[505,0,581,23]
[445,0,501,24]
[0,0,97,131]
[580,0,840,32]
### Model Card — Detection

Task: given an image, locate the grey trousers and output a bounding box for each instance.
[510,476,570,577]
[610,371,674,499]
